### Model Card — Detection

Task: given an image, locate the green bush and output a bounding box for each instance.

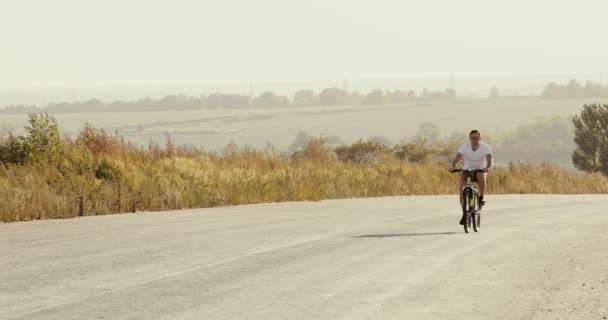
[0,134,29,165]
[0,113,63,165]
[95,159,124,181]
[394,136,437,163]
[25,113,63,163]
[335,139,390,164]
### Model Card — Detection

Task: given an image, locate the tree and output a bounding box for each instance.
[362,89,385,105]
[349,91,363,106]
[420,88,455,101]
[584,80,603,97]
[288,131,343,153]
[572,104,608,175]
[205,94,250,109]
[252,92,290,108]
[489,86,500,99]
[417,122,441,142]
[293,90,315,107]
[444,88,456,100]
[421,88,431,100]
[0,113,63,165]
[318,87,350,106]
[290,137,336,162]
[368,136,392,146]
[25,113,63,163]
[0,134,28,164]
[407,90,416,100]
[0,105,40,114]
[541,82,562,99]
[387,90,414,104]
[335,139,389,164]
[542,80,608,99]
[566,79,583,98]
[393,136,436,163]
[566,79,584,98]
[154,94,203,110]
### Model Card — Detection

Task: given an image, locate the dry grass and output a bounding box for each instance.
[1,125,607,223]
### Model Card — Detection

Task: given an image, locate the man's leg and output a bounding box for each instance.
[459,173,466,224]
[459,172,466,203]
[477,172,487,205]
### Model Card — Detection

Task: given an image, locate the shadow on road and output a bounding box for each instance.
[354,232,459,238]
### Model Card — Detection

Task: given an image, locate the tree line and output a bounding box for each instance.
[0,87,456,114]
[541,79,608,99]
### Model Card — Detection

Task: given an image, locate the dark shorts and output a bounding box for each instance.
[460,170,486,183]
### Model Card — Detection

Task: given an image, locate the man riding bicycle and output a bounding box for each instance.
[449,130,493,225]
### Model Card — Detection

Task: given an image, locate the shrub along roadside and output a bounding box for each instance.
[1,114,607,222]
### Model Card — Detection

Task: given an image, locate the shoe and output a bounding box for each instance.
[479,196,485,207]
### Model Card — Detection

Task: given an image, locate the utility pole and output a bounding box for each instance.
[249,82,253,108]
[217,88,221,108]
[72,89,76,104]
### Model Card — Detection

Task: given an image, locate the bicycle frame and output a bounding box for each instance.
[453,169,484,233]
[462,173,479,210]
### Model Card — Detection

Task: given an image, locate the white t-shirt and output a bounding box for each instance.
[458,143,492,170]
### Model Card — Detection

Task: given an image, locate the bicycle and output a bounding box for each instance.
[450,169,484,233]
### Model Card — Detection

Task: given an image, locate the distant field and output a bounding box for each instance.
[1,97,603,152]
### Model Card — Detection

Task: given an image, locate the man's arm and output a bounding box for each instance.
[450,153,463,171]
[485,153,493,171]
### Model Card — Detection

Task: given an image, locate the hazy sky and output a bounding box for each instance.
[1,0,607,88]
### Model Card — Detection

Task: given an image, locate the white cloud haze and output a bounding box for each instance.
[1,0,607,88]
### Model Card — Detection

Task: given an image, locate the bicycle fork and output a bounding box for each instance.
[461,186,476,211]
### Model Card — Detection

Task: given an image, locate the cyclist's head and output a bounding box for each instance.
[469,130,481,143]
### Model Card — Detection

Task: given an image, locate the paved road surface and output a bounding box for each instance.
[2,195,607,320]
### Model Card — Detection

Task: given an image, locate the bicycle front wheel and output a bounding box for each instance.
[473,209,481,232]
[463,189,472,233]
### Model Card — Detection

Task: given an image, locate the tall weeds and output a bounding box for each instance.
[1,114,607,222]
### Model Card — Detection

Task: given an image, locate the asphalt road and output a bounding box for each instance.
[2,195,607,320]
